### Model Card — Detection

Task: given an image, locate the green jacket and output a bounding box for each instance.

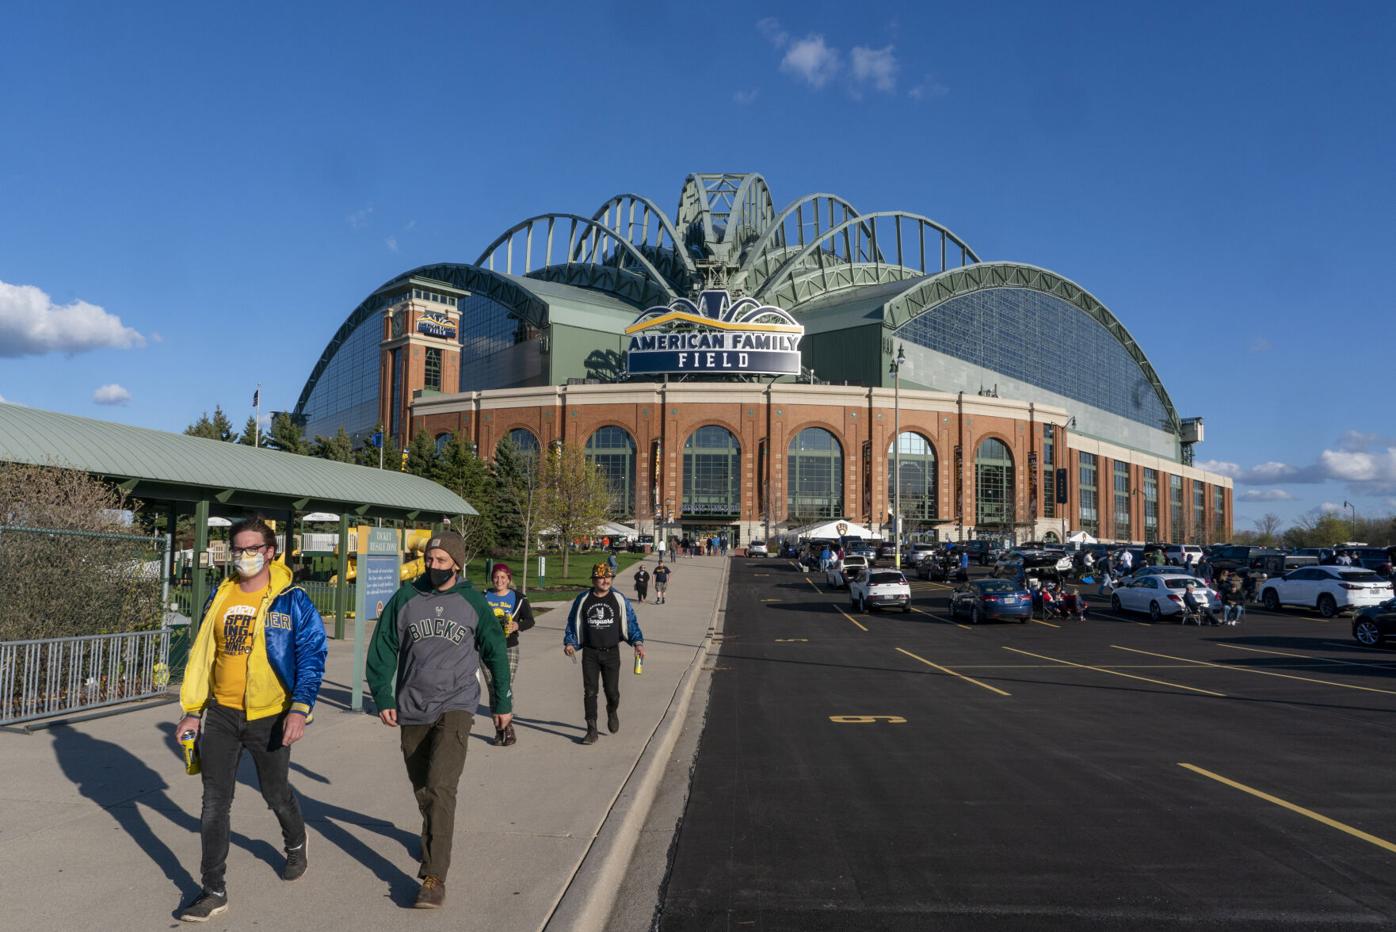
[365,575,512,720]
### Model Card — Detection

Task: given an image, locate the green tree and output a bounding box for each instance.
[266,412,310,455]
[493,437,543,590]
[539,442,611,577]
[238,415,259,446]
[185,404,235,442]
[405,431,440,479]
[354,425,399,470]
[434,432,495,552]
[312,427,355,463]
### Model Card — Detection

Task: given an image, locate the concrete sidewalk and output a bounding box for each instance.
[0,553,726,932]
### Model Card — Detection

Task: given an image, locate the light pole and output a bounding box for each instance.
[890,344,906,569]
[1343,500,1357,542]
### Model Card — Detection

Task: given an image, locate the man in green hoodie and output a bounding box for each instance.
[365,531,511,909]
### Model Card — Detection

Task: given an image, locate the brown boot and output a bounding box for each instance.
[414,875,445,909]
[494,728,505,746]
[502,723,517,746]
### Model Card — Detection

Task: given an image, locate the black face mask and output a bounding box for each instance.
[426,567,455,589]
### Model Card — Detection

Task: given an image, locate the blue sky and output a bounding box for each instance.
[2,1,1394,529]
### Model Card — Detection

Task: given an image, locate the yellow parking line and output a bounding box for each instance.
[909,605,971,630]
[1179,763,1396,855]
[806,579,823,595]
[1112,645,1396,696]
[896,647,1011,697]
[1003,646,1226,697]
[1217,642,1396,671]
[1032,618,1061,628]
[835,606,869,632]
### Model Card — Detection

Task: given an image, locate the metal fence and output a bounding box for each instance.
[0,627,172,725]
[299,580,351,617]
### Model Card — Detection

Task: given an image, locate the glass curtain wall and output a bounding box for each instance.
[974,438,1015,531]
[423,347,442,391]
[1193,482,1206,544]
[1213,486,1227,541]
[1113,462,1131,541]
[585,426,636,520]
[507,427,540,459]
[1169,475,1183,541]
[1143,468,1159,542]
[683,426,741,518]
[1079,453,1099,536]
[787,428,844,523]
[888,432,938,526]
[1042,424,1056,519]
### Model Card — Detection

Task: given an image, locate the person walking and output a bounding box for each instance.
[563,562,645,745]
[607,548,619,576]
[365,531,512,909]
[482,563,535,747]
[633,564,651,603]
[654,560,671,604]
[175,517,327,923]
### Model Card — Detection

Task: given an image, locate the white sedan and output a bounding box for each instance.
[1261,566,1394,617]
[826,555,869,589]
[850,569,911,612]
[1110,574,1216,621]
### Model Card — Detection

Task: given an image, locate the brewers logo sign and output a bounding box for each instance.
[624,290,804,376]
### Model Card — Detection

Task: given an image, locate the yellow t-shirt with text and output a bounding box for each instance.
[210,583,268,710]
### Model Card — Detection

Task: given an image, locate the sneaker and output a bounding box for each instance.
[607,709,620,734]
[414,875,445,909]
[282,837,308,881]
[178,890,228,922]
[502,723,517,746]
[581,723,599,745]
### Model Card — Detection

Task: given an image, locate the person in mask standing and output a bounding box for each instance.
[175,517,327,923]
[365,531,511,909]
[563,563,645,745]
[481,562,534,747]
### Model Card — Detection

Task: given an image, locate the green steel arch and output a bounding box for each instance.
[732,192,865,290]
[755,211,980,309]
[883,261,1182,433]
[676,173,777,263]
[293,263,548,420]
[589,192,696,293]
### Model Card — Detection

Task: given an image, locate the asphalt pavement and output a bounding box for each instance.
[657,557,1396,931]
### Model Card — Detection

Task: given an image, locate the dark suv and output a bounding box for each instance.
[1211,545,1283,574]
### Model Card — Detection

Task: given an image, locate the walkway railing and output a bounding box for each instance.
[0,628,172,725]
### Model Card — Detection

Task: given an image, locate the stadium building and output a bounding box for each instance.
[294,172,1231,546]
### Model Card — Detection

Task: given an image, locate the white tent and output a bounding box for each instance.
[788,519,874,540]
[1066,530,1098,545]
[598,521,639,539]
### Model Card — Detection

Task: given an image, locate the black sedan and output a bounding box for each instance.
[949,579,1033,624]
[1353,598,1396,647]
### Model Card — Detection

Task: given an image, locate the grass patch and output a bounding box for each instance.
[466,550,650,602]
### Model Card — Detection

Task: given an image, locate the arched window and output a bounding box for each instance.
[507,427,540,460]
[975,438,1015,530]
[683,426,740,518]
[434,433,452,455]
[787,427,843,523]
[887,432,937,526]
[585,426,636,519]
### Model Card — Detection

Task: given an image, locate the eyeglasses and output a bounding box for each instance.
[231,546,267,556]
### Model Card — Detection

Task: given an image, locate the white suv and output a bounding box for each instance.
[826,555,869,589]
[747,540,769,557]
[850,569,911,613]
[1260,566,1394,617]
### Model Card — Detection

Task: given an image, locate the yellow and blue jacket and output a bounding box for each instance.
[180,561,328,721]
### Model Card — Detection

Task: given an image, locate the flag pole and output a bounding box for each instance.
[253,384,262,448]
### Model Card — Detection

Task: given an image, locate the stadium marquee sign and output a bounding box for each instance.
[417,311,456,339]
[624,290,804,376]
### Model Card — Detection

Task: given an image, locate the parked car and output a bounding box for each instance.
[779,540,799,559]
[1210,545,1284,574]
[826,554,869,589]
[905,542,938,566]
[949,578,1032,624]
[1353,598,1396,647]
[1163,544,1203,566]
[962,539,997,566]
[1110,574,1217,622]
[1260,566,1394,617]
[917,551,955,582]
[747,540,769,557]
[847,542,878,563]
[876,540,897,560]
[849,569,911,612]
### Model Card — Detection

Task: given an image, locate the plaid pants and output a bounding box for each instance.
[482,644,520,712]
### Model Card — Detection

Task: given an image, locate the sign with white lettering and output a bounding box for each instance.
[624,290,804,376]
[417,311,456,339]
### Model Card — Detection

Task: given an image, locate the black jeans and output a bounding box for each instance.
[635,585,648,602]
[199,704,304,893]
[399,710,472,881]
[582,646,621,724]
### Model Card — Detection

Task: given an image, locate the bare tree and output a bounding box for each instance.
[539,443,612,578]
[1253,513,1282,546]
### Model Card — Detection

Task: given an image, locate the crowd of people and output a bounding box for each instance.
[665,534,729,557]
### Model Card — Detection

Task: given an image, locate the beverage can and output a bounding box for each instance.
[180,730,201,776]
[633,653,643,675]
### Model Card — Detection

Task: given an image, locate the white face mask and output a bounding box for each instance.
[233,551,267,578]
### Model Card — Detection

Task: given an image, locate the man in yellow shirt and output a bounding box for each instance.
[175,517,327,922]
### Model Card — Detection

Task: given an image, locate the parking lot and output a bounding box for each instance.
[659,557,1396,931]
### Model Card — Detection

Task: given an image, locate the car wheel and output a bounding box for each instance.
[1262,589,1280,612]
[1318,594,1338,619]
[1111,594,1122,612]
[1149,601,1162,623]
[1354,618,1385,647]
[970,608,980,625]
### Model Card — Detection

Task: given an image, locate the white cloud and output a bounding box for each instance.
[1195,459,1240,478]
[385,236,399,253]
[0,281,146,358]
[908,75,949,100]
[1319,501,1344,513]
[0,393,7,403]
[850,45,898,92]
[92,383,132,405]
[1319,447,1396,483]
[734,88,760,105]
[756,17,788,47]
[347,206,374,230]
[1236,488,1294,502]
[781,35,841,88]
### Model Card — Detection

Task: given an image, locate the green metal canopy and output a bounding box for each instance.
[0,403,475,521]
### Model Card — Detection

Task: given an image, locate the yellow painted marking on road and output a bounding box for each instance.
[829,715,907,724]
[774,638,809,643]
[1217,642,1396,671]
[896,647,1012,697]
[835,607,869,632]
[760,598,783,602]
[1032,618,1061,628]
[909,605,971,630]
[806,579,823,595]
[754,573,771,576]
[1003,646,1226,697]
[1112,645,1396,696]
[1179,763,1396,855]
